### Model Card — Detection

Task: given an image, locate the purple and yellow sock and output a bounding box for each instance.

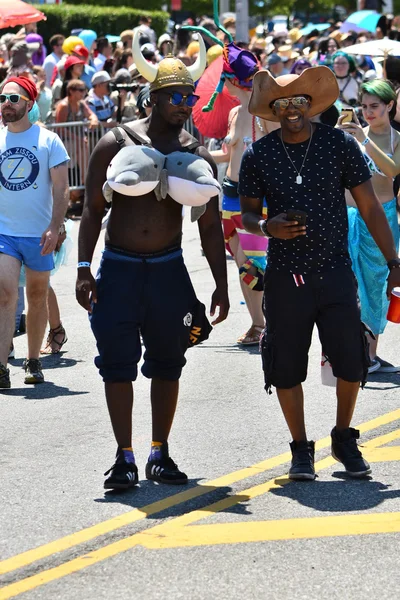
[149,441,163,461]
[121,446,135,464]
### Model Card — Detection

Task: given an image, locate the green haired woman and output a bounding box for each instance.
[332,50,360,108]
[338,78,400,372]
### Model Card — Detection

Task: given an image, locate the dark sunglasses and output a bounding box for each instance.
[166,92,200,107]
[272,96,310,110]
[0,93,30,104]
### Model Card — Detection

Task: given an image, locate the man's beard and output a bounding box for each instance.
[2,105,27,123]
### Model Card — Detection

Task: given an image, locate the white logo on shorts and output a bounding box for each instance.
[183,312,192,327]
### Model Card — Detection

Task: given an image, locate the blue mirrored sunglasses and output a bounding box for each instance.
[168,92,200,107]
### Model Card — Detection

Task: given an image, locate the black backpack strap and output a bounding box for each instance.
[110,126,126,149]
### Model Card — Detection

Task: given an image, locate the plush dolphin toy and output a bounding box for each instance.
[166,152,221,206]
[102,145,167,202]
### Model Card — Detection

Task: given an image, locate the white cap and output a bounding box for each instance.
[91,70,111,86]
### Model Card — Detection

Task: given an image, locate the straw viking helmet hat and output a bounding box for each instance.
[249,66,339,122]
[133,31,206,93]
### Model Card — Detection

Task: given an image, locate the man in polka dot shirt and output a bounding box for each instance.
[239,67,400,482]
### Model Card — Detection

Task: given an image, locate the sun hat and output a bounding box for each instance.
[267,53,282,66]
[120,30,134,43]
[288,28,302,44]
[91,70,111,86]
[72,44,89,60]
[64,56,85,71]
[248,66,339,122]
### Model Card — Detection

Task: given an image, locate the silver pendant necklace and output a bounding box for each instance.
[280,124,313,185]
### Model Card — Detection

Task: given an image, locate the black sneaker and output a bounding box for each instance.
[24,358,44,384]
[104,448,138,490]
[145,442,188,485]
[0,362,11,389]
[289,440,316,481]
[331,427,371,478]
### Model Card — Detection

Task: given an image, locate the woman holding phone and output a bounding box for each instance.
[339,79,400,372]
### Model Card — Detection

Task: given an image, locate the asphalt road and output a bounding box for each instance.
[0,217,399,600]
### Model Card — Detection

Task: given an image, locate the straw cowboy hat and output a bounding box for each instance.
[248,66,339,122]
[278,44,300,61]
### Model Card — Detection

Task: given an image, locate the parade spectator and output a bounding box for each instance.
[87,71,116,127]
[0,76,69,388]
[267,54,283,78]
[120,30,134,50]
[72,44,96,91]
[60,56,85,100]
[110,69,137,123]
[317,37,340,64]
[158,33,173,58]
[290,58,312,75]
[7,41,32,77]
[113,49,134,74]
[133,15,157,47]
[94,38,112,71]
[33,66,52,123]
[26,34,46,67]
[339,80,400,372]
[332,50,360,107]
[43,34,65,87]
[239,67,400,480]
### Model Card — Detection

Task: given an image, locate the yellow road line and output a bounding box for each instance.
[140,513,400,548]
[1,407,398,578]
[0,420,399,599]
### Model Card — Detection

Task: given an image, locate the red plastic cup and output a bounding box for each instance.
[387,288,400,324]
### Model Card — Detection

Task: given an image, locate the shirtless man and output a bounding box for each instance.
[76,34,229,490]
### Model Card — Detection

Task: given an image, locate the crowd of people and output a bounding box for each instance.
[0,10,400,488]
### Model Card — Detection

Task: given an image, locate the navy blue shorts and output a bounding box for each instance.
[90,246,203,382]
[261,266,370,391]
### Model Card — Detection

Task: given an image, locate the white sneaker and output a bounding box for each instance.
[368,359,381,374]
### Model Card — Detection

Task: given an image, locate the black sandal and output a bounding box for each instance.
[40,323,68,355]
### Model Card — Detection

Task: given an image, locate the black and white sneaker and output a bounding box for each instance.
[0,362,11,389]
[145,442,188,485]
[104,448,138,490]
[331,427,371,478]
[289,440,316,481]
[24,358,44,384]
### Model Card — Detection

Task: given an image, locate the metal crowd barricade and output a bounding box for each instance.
[46,121,107,190]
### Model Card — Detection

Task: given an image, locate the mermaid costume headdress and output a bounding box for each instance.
[182,0,259,112]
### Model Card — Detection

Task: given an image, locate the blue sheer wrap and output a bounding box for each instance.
[348,198,400,335]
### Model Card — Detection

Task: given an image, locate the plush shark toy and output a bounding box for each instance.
[102,145,167,202]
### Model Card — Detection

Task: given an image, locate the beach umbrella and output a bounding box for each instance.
[340,11,382,34]
[192,55,240,139]
[0,0,46,29]
[343,38,400,57]
[299,24,330,37]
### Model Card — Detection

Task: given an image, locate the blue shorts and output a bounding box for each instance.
[0,234,54,272]
[90,245,208,382]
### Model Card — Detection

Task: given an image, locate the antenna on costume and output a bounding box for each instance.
[181,0,236,113]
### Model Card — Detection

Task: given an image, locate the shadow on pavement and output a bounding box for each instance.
[365,371,400,390]
[94,481,252,519]
[0,382,88,399]
[9,356,81,370]
[270,478,400,512]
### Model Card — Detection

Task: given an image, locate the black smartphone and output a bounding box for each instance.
[286,209,307,226]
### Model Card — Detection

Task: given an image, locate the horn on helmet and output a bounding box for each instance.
[132,30,158,83]
[187,35,207,84]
